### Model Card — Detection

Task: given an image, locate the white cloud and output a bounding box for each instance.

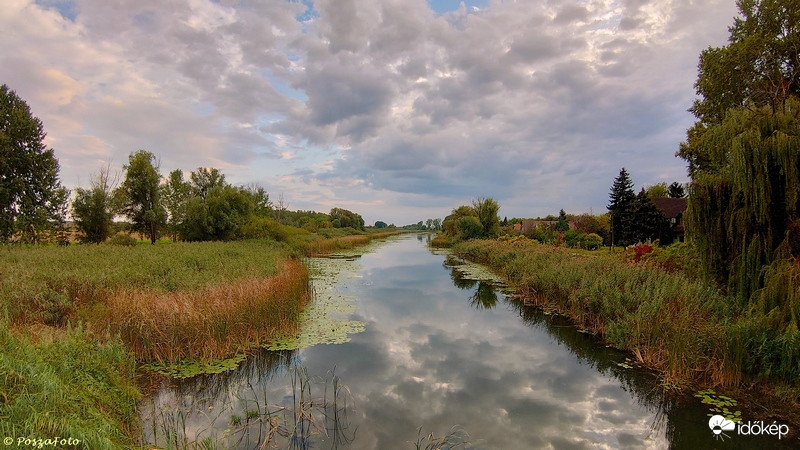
[2,0,738,223]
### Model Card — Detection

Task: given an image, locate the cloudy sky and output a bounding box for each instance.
[2,0,738,225]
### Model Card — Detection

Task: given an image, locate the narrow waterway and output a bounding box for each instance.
[141,234,796,449]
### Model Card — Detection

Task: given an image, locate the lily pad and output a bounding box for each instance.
[143,354,247,379]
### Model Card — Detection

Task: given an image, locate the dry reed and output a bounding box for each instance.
[90,259,310,362]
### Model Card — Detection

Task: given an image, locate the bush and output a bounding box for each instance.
[584,233,603,250]
[106,233,138,246]
[455,216,483,240]
[238,217,289,242]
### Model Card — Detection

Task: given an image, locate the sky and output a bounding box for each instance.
[1,0,739,225]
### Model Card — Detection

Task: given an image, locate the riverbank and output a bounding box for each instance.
[0,231,399,448]
[450,238,800,428]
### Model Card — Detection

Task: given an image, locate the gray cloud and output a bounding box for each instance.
[2,0,739,223]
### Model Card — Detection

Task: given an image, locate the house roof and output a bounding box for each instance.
[652,197,687,219]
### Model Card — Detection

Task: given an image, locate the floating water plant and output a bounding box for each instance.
[695,389,742,423]
[264,239,398,351]
[142,354,247,379]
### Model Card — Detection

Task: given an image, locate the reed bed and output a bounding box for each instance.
[0,240,292,326]
[91,259,310,362]
[302,231,401,256]
[452,239,736,386]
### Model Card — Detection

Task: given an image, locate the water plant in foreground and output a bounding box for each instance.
[143,365,355,449]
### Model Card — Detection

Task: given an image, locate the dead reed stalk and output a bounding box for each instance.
[94,259,310,362]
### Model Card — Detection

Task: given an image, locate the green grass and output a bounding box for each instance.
[0,322,140,449]
[0,239,294,325]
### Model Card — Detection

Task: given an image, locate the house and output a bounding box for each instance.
[652,197,688,242]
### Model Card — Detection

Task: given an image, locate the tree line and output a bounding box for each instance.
[0,84,365,244]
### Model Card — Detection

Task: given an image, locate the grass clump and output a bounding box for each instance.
[0,322,140,449]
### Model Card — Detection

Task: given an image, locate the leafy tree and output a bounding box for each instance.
[555,209,570,232]
[329,207,364,230]
[161,169,191,242]
[375,220,388,229]
[432,218,441,231]
[667,182,686,198]
[118,150,166,244]
[244,184,272,217]
[644,182,669,199]
[182,185,254,241]
[572,213,610,243]
[679,0,800,301]
[0,84,65,242]
[190,167,226,198]
[72,166,117,244]
[632,189,672,244]
[442,205,478,237]
[607,168,636,246]
[455,215,483,240]
[680,0,800,175]
[472,197,501,238]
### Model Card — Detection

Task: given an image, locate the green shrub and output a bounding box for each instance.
[455,216,483,240]
[106,233,138,246]
[584,233,603,250]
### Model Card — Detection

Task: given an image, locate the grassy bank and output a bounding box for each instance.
[451,238,800,425]
[0,323,140,449]
[0,239,313,447]
[451,239,740,386]
[0,230,399,446]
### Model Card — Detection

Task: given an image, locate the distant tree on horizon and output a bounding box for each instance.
[667,182,686,198]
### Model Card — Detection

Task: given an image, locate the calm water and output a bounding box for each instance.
[141,235,796,449]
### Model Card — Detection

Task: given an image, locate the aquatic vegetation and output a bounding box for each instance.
[143,354,247,379]
[263,246,387,351]
[695,389,742,423]
[412,426,470,450]
[144,365,355,449]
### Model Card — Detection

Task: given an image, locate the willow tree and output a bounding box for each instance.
[680,0,800,302]
[684,101,800,299]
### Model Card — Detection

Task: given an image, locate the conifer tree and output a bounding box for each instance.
[632,188,671,244]
[667,182,686,198]
[607,168,636,246]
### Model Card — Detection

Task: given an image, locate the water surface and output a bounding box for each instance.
[141,234,796,449]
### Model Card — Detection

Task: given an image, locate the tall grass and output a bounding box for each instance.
[0,322,140,449]
[0,240,296,326]
[301,231,402,256]
[452,239,737,386]
[89,259,310,362]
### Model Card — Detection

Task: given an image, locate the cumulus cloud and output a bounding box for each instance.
[1,0,738,223]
